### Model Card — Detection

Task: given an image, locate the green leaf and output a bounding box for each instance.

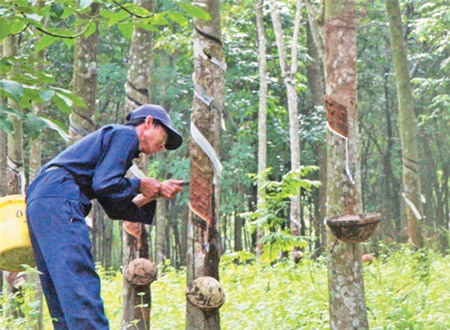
[52,93,72,114]
[24,113,46,140]
[84,21,97,38]
[52,87,86,107]
[39,116,70,141]
[0,106,22,134]
[177,2,211,20]
[62,37,77,48]
[151,13,169,26]
[135,22,158,32]
[118,22,133,39]
[80,0,94,10]
[35,34,58,53]
[0,19,10,42]
[1,80,23,103]
[39,89,55,102]
[167,12,189,27]
[61,7,75,19]
[107,10,130,26]
[10,20,27,34]
[123,3,152,17]
[0,115,14,134]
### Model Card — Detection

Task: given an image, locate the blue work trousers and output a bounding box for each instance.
[26,169,109,329]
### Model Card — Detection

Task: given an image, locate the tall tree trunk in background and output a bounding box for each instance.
[385,0,424,248]
[28,7,46,326]
[70,3,99,139]
[156,202,167,263]
[3,34,26,319]
[304,0,325,64]
[255,0,267,258]
[71,2,114,269]
[186,0,225,328]
[381,67,400,237]
[306,22,326,257]
[154,52,169,265]
[70,3,106,265]
[122,0,154,328]
[269,0,303,241]
[4,36,25,196]
[325,0,368,328]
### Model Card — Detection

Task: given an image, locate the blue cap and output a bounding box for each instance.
[126,104,183,150]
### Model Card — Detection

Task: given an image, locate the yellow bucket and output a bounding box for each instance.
[0,194,36,271]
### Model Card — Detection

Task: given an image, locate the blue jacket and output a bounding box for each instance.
[26,124,156,224]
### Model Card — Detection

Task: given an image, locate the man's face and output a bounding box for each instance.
[138,117,167,155]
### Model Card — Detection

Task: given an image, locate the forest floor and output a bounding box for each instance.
[1,245,449,329]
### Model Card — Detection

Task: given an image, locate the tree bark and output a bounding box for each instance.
[186,0,225,328]
[4,36,24,195]
[269,0,303,245]
[3,34,27,319]
[325,0,368,328]
[70,3,100,139]
[306,21,327,257]
[29,9,45,326]
[156,200,167,263]
[385,0,424,248]
[255,0,267,258]
[122,0,154,329]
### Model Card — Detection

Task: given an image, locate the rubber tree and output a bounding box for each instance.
[269,0,303,242]
[304,0,329,257]
[121,0,155,328]
[324,0,369,328]
[385,0,424,248]
[2,34,27,320]
[70,3,99,140]
[186,0,225,328]
[4,36,25,196]
[255,0,267,258]
[305,21,327,257]
[28,3,46,326]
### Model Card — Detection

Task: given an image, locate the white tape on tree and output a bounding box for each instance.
[402,193,423,220]
[190,121,223,175]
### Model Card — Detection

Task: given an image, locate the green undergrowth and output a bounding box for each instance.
[1,246,449,329]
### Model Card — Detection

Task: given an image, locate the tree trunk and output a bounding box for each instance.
[70,1,105,264]
[3,34,27,319]
[325,0,368,328]
[122,0,154,328]
[70,3,99,139]
[234,213,243,252]
[385,0,424,248]
[186,0,225,328]
[304,0,325,64]
[179,204,188,267]
[255,0,267,258]
[269,0,303,246]
[4,36,25,196]
[306,21,327,257]
[28,10,46,326]
[156,200,167,263]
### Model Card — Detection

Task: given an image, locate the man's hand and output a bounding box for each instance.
[159,179,184,199]
[132,194,154,207]
[140,178,162,199]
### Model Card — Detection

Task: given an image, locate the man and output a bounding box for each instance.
[26,104,184,329]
